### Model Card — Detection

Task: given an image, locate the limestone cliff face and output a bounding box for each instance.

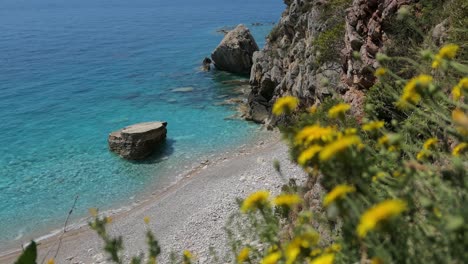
[247,0,416,124]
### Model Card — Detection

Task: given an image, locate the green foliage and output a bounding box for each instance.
[278,44,468,263]
[15,242,37,264]
[312,24,345,63]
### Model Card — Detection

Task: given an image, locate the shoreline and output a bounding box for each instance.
[0,129,306,263]
[0,121,266,254]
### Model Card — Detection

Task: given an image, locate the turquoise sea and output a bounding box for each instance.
[0,0,284,248]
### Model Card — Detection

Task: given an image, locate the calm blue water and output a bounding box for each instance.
[0,0,283,247]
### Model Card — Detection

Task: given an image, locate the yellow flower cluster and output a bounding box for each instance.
[272,96,299,116]
[452,77,468,101]
[261,251,282,264]
[452,143,467,157]
[295,125,335,145]
[423,138,438,150]
[375,67,387,77]
[357,199,407,238]
[452,108,468,136]
[432,44,459,68]
[328,103,351,119]
[241,190,270,213]
[286,231,320,264]
[309,253,335,264]
[319,136,362,161]
[323,184,356,207]
[274,193,302,207]
[295,120,363,165]
[398,74,433,108]
[362,121,385,131]
[372,172,386,182]
[417,138,438,161]
[237,247,250,263]
[298,145,323,165]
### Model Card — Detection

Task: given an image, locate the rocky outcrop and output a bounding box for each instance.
[247,0,416,123]
[248,0,345,123]
[108,122,167,160]
[211,24,259,74]
[202,57,212,71]
[342,0,415,90]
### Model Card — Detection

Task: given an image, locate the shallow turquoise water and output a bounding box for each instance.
[0,0,284,246]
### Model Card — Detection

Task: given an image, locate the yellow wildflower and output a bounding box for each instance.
[144,216,150,224]
[272,96,299,116]
[241,190,270,213]
[309,105,318,113]
[357,199,407,238]
[344,128,357,135]
[362,120,385,131]
[325,243,341,253]
[295,125,336,145]
[378,135,389,145]
[328,103,351,118]
[371,257,384,264]
[323,185,356,207]
[319,136,362,161]
[438,44,459,59]
[423,138,438,150]
[452,77,468,101]
[375,67,387,77]
[398,75,433,107]
[458,77,468,91]
[416,150,430,161]
[48,259,55,264]
[452,109,468,129]
[432,55,442,69]
[261,251,282,264]
[285,231,320,263]
[309,253,335,264]
[452,83,462,101]
[183,250,193,260]
[310,248,322,257]
[149,257,156,264]
[298,145,323,165]
[433,44,459,68]
[452,143,468,157]
[285,243,300,264]
[237,247,250,263]
[274,193,302,207]
[106,216,112,224]
[372,172,386,182]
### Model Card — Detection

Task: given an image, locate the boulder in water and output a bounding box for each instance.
[211,24,259,74]
[108,122,167,160]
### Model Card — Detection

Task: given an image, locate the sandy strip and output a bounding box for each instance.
[0,132,306,264]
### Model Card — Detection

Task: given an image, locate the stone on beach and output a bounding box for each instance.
[108,121,168,160]
[211,24,259,74]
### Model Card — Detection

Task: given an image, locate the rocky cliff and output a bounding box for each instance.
[246,0,435,124]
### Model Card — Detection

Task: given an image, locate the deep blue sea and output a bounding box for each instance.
[0,0,284,248]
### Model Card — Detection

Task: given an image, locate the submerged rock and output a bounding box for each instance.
[108,122,167,160]
[171,87,194,93]
[202,57,212,71]
[211,24,259,74]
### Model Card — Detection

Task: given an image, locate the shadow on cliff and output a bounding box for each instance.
[131,138,176,164]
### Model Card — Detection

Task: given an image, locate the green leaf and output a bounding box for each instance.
[15,241,37,264]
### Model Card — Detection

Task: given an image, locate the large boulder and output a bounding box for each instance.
[108,121,167,160]
[211,24,259,74]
